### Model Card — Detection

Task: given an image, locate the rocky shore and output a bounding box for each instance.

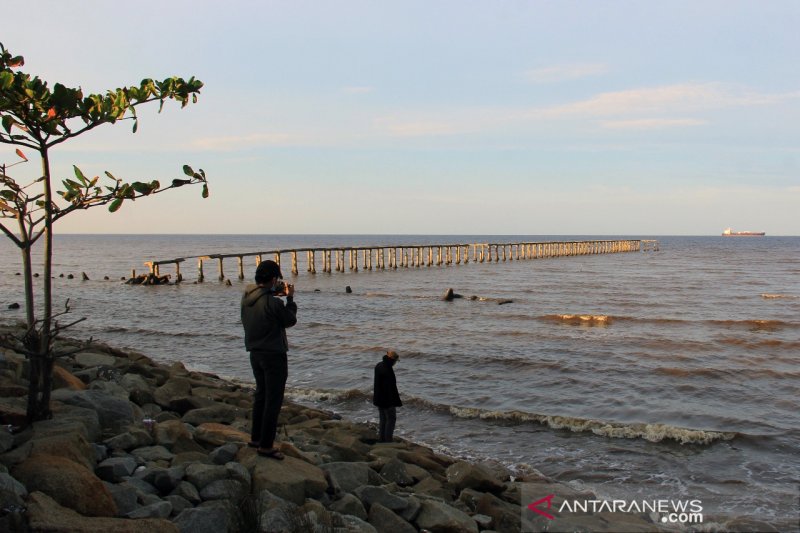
[0,330,675,532]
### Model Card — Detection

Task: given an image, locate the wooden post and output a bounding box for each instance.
[237,256,244,280]
[197,259,204,282]
[131,268,136,279]
[274,252,281,269]
[291,251,298,275]
[217,257,225,281]
[310,250,317,274]
[256,254,262,267]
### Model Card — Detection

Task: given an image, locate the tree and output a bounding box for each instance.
[0,42,209,423]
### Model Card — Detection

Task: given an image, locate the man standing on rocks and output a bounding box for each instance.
[373,350,402,443]
[241,260,297,459]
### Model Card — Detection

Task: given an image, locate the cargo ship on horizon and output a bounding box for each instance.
[722,227,765,237]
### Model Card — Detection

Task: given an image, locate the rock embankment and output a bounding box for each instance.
[0,331,671,532]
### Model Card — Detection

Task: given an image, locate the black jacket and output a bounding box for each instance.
[241,284,297,353]
[373,356,402,408]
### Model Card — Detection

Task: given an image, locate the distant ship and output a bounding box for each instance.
[722,227,765,237]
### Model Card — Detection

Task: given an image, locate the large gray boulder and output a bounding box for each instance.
[329,492,368,520]
[96,456,138,482]
[153,377,192,409]
[368,502,417,533]
[251,455,328,505]
[353,485,409,513]
[184,463,228,490]
[415,498,479,533]
[322,461,383,493]
[172,506,230,533]
[51,389,135,434]
[445,460,505,494]
[181,404,238,426]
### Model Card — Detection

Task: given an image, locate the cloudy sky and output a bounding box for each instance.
[3,1,798,235]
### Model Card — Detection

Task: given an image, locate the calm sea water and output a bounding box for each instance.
[1,234,798,527]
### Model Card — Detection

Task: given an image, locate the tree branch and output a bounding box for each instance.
[0,221,22,247]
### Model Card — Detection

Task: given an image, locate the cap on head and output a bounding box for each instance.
[386,350,399,360]
[255,260,283,284]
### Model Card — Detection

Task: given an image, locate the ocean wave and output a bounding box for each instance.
[716,337,800,351]
[102,325,240,340]
[654,367,735,379]
[449,407,736,445]
[287,386,737,445]
[708,319,793,330]
[539,314,613,326]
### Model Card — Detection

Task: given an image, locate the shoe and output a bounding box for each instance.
[257,447,285,460]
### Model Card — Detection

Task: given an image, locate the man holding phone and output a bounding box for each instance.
[241,260,297,459]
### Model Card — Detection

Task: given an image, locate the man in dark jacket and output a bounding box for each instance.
[241,260,297,459]
[373,350,402,443]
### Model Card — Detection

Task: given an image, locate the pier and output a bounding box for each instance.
[140,239,654,283]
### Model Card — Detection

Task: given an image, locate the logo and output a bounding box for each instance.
[527,494,555,520]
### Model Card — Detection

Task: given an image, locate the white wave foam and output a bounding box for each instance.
[449,406,736,445]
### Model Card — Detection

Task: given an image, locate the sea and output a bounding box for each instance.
[1,234,798,529]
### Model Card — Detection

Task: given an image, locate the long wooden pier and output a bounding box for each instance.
[139,239,657,283]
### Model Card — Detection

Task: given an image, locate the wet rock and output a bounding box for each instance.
[131,445,175,464]
[475,491,520,532]
[121,477,159,497]
[96,455,138,482]
[173,505,231,533]
[368,501,417,533]
[194,422,250,447]
[184,463,228,490]
[12,453,118,517]
[321,461,384,493]
[200,478,245,501]
[153,377,192,409]
[164,494,193,517]
[74,351,118,368]
[104,481,138,516]
[52,365,88,391]
[446,460,505,494]
[209,443,239,465]
[127,500,172,519]
[170,480,201,505]
[251,455,328,505]
[380,458,415,486]
[50,389,136,434]
[414,498,479,533]
[105,428,154,452]
[81,272,90,281]
[26,491,179,533]
[0,472,27,498]
[141,465,186,493]
[329,492,368,520]
[346,286,352,293]
[181,403,238,426]
[353,485,409,513]
[154,419,193,448]
[7,303,19,310]
[225,461,251,489]
[443,288,455,301]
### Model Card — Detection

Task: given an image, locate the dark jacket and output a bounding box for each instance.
[241,284,297,353]
[373,356,402,408]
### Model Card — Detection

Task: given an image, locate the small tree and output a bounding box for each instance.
[0,43,209,423]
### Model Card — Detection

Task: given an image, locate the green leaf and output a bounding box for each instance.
[73,166,88,185]
[2,115,13,134]
[132,119,138,133]
[131,181,153,195]
[182,165,194,177]
[0,71,13,90]
[108,198,123,212]
[202,184,209,199]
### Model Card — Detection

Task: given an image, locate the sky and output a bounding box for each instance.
[3,0,799,235]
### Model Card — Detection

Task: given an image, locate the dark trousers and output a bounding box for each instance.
[250,351,288,449]
[378,407,397,442]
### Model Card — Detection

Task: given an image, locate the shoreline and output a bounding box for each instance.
[0,328,787,532]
